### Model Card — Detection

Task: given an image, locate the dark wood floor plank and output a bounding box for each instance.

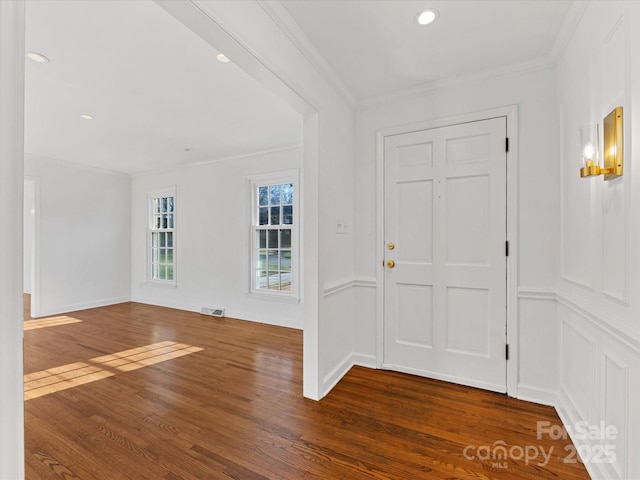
[24,297,590,479]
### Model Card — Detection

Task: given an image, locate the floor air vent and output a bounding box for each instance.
[200,307,225,317]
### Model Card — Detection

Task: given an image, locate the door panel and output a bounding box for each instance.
[446,175,490,264]
[397,181,433,263]
[383,117,507,392]
[446,286,489,356]
[397,141,433,168]
[396,283,433,347]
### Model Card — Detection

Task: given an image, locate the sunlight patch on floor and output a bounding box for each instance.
[24,341,203,400]
[92,341,204,372]
[24,316,82,330]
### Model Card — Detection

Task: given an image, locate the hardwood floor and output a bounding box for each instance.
[24,299,590,479]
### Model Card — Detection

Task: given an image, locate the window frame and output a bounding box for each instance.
[147,186,177,287]
[249,170,300,300]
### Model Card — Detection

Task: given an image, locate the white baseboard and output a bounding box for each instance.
[130,295,302,330]
[516,383,556,407]
[320,352,378,397]
[34,296,130,318]
[556,388,609,480]
[130,295,198,314]
[228,309,303,330]
[322,353,354,397]
[352,353,377,369]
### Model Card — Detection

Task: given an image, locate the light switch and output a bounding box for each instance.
[336,219,349,234]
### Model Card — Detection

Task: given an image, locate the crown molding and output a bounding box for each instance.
[24,152,130,177]
[130,143,303,178]
[549,0,590,63]
[356,56,555,112]
[356,1,588,112]
[257,0,356,109]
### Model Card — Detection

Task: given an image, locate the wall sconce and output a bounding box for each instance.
[580,107,623,180]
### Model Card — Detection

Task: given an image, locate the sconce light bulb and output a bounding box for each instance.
[583,142,595,161]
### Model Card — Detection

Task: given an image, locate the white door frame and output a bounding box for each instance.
[375,105,519,396]
[24,176,41,318]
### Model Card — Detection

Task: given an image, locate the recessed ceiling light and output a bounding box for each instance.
[416,9,438,26]
[216,53,230,63]
[27,51,50,63]
[80,114,94,120]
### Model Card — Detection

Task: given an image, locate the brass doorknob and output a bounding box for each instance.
[387,260,395,268]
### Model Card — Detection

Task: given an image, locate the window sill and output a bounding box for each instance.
[142,281,177,289]
[246,291,301,304]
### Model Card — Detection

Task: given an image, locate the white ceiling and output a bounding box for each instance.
[25,1,573,174]
[24,0,303,174]
[280,0,573,100]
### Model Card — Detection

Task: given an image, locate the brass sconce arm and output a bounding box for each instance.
[579,107,623,180]
[579,161,616,177]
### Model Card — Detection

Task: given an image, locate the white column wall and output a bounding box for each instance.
[0,1,25,478]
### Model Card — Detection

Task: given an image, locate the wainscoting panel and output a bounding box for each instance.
[354,278,377,364]
[516,291,557,405]
[556,296,640,479]
[601,14,629,305]
[601,349,628,479]
[322,278,377,397]
[602,178,628,304]
[559,305,595,425]
[558,81,595,291]
[321,280,355,396]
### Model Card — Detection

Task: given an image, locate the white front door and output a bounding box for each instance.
[383,117,507,392]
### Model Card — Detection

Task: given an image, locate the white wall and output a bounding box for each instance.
[25,155,131,317]
[354,67,560,402]
[556,2,640,478]
[0,2,25,477]
[130,147,304,329]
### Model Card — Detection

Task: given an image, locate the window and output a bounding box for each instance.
[148,188,175,284]
[250,172,298,298]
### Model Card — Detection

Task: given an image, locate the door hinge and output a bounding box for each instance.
[506,344,509,361]
[505,137,509,153]
[505,241,509,257]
